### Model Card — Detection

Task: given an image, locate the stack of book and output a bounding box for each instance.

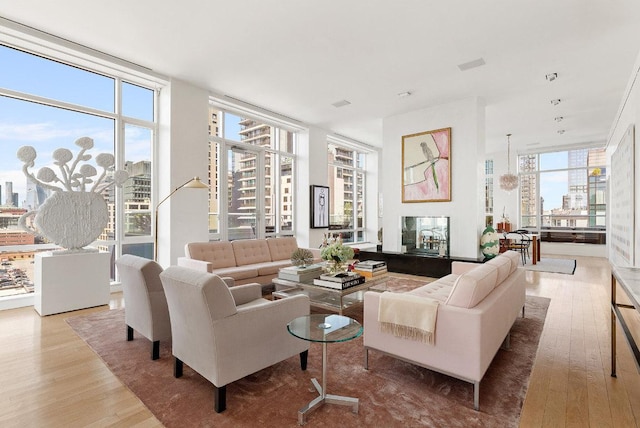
[313,272,366,290]
[278,264,324,282]
[353,260,387,278]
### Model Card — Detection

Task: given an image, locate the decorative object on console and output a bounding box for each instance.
[480,225,500,259]
[499,133,519,191]
[17,137,129,252]
[402,127,451,203]
[154,176,208,261]
[290,248,314,267]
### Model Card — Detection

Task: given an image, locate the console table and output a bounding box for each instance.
[610,264,640,376]
[358,250,482,278]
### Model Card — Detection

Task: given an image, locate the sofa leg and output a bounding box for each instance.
[214,385,227,413]
[501,333,511,350]
[127,325,133,341]
[474,382,480,410]
[299,350,308,370]
[522,305,526,318]
[152,340,160,360]
[174,357,183,378]
[364,348,369,370]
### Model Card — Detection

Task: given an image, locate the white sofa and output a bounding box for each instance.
[177,237,320,287]
[363,250,525,410]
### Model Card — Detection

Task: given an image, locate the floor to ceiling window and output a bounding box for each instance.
[0,43,159,299]
[518,146,606,244]
[327,140,366,243]
[207,103,296,240]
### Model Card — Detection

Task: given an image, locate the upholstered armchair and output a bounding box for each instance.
[159,266,310,412]
[116,254,171,360]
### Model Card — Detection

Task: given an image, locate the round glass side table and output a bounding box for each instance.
[287,313,363,425]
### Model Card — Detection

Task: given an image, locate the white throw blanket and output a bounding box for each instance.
[378,292,439,344]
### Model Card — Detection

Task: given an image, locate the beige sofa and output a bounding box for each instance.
[177,237,320,286]
[363,250,525,410]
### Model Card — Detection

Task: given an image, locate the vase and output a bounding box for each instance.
[326,260,345,274]
[480,225,500,259]
[21,191,108,251]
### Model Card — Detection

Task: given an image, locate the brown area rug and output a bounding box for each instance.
[66,278,549,428]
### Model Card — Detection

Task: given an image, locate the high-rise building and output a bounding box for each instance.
[5,182,13,206]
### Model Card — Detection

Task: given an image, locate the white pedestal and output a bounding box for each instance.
[34,251,110,316]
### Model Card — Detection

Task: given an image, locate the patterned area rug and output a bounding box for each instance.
[67,286,549,428]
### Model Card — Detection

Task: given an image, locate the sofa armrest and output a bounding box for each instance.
[230,283,262,305]
[177,257,213,273]
[451,261,480,275]
[221,277,235,287]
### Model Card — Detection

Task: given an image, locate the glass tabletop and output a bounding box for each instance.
[287,314,363,343]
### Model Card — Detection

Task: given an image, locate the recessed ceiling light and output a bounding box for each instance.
[551,99,561,106]
[554,116,564,122]
[332,100,351,108]
[545,73,558,82]
[397,91,412,98]
[457,58,486,71]
[557,129,565,134]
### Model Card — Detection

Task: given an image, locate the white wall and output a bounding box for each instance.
[157,78,210,267]
[607,49,640,266]
[382,97,486,259]
[295,126,328,249]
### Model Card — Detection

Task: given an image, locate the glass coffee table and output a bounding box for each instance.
[273,274,388,315]
[287,314,363,425]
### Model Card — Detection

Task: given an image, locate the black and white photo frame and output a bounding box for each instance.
[310,185,329,228]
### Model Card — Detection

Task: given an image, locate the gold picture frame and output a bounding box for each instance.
[402,127,451,202]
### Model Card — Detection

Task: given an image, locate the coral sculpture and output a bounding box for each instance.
[17,137,129,252]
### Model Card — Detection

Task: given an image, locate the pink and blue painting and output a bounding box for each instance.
[402,127,451,202]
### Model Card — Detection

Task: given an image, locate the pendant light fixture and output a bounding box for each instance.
[499,133,518,192]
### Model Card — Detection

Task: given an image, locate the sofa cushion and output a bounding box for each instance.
[186,241,236,269]
[266,237,299,262]
[501,250,522,274]
[252,260,293,276]
[485,255,511,285]
[232,239,272,266]
[445,263,499,308]
[208,266,260,281]
[407,274,457,304]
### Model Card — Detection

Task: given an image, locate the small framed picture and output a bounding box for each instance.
[310,185,329,228]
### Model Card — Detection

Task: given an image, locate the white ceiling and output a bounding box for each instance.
[2,0,640,153]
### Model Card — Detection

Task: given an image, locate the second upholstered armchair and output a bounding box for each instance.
[159,266,310,412]
[116,254,171,360]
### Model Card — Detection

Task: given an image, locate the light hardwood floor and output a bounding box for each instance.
[0,256,638,427]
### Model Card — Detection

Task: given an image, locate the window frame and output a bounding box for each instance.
[327,138,368,244]
[0,40,162,289]
[207,102,299,241]
[517,146,606,244]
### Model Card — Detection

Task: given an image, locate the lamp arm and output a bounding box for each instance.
[156,177,193,211]
[153,177,194,261]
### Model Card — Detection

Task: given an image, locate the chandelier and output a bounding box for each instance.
[499,133,518,192]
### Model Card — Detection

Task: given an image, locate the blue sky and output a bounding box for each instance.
[0,44,153,205]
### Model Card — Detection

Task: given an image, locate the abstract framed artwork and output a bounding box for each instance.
[310,185,329,228]
[402,127,451,202]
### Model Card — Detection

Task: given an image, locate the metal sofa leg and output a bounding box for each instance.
[152,340,160,360]
[127,325,133,341]
[364,348,369,370]
[299,350,308,370]
[174,357,183,378]
[474,381,480,410]
[214,385,227,413]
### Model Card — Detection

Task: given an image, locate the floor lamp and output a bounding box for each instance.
[154,176,208,261]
